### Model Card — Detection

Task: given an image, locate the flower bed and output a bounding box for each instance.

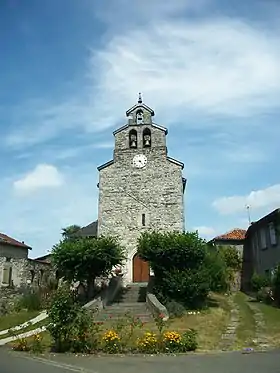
[11,324,197,355]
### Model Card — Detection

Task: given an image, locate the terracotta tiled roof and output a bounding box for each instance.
[0,233,31,249]
[212,228,247,241]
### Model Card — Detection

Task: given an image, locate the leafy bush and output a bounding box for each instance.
[137,231,211,309]
[0,300,10,316]
[204,248,228,293]
[30,333,44,354]
[180,329,198,351]
[137,331,159,353]
[219,246,242,271]
[251,272,271,292]
[15,292,42,312]
[102,330,122,354]
[166,301,186,318]
[162,331,182,352]
[12,337,30,352]
[47,285,96,353]
[256,287,274,304]
[272,264,280,306]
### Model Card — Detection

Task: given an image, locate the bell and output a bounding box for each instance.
[130,140,137,148]
[144,135,151,147]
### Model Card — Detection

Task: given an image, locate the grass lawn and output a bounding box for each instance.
[11,293,232,352]
[254,302,280,347]
[167,293,232,351]
[233,292,255,349]
[0,317,49,340]
[0,310,40,332]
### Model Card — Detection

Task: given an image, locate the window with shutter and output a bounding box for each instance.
[259,228,267,249]
[2,267,9,284]
[268,223,277,246]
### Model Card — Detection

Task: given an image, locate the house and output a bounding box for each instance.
[208,228,246,258]
[0,232,54,292]
[72,221,98,238]
[241,208,280,292]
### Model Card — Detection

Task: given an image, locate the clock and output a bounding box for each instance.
[132,154,147,168]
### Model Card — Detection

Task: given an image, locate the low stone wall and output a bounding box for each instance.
[146,275,169,321]
[0,287,20,313]
[103,275,123,307]
[0,257,57,309]
[146,293,169,321]
[84,275,123,315]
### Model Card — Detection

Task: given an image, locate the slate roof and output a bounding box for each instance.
[0,233,32,249]
[72,220,98,238]
[33,254,52,263]
[246,208,280,237]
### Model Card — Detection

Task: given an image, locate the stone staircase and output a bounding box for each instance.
[96,284,152,322]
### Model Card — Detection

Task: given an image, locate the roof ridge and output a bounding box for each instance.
[0,232,31,249]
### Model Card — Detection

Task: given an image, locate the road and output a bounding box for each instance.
[1,347,280,373]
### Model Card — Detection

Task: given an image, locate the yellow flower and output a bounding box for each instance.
[102,330,120,342]
[163,331,182,343]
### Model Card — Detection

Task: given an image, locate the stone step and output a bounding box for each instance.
[107,301,146,308]
[95,313,152,322]
[102,307,149,314]
[96,285,152,323]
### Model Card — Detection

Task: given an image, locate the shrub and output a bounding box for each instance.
[15,292,42,312]
[256,287,274,304]
[272,264,280,306]
[0,300,10,316]
[12,337,30,352]
[219,246,242,271]
[166,301,186,318]
[204,248,228,293]
[137,331,159,354]
[138,231,211,309]
[30,333,44,354]
[162,331,182,352]
[47,285,95,353]
[102,330,122,354]
[180,329,198,351]
[251,272,271,292]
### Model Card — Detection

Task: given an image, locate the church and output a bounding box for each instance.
[96,94,186,285]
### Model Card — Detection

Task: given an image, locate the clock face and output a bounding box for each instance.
[132,154,147,169]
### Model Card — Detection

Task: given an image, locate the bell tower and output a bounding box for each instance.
[97,94,186,284]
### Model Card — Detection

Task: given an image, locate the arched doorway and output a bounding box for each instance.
[133,254,150,283]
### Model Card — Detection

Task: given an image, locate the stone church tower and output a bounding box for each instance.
[97,95,186,284]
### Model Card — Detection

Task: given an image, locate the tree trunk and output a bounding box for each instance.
[86,276,96,300]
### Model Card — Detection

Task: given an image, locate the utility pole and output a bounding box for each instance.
[246,204,251,225]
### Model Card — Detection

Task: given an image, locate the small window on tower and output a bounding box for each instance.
[143,128,151,148]
[129,129,137,148]
[136,110,143,124]
[142,213,146,226]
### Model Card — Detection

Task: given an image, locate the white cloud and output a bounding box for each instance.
[212,184,280,215]
[0,165,98,256]
[193,226,216,238]
[13,164,64,194]
[94,141,114,149]
[88,17,280,127]
[5,10,280,148]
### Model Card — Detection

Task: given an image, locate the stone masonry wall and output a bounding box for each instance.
[97,122,185,283]
[0,257,56,307]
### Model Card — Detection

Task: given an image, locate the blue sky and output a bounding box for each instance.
[1,0,280,257]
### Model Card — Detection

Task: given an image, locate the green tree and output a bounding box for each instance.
[218,245,242,271]
[204,247,228,293]
[61,225,81,241]
[52,236,125,299]
[272,264,280,306]
[137,231,210,308]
